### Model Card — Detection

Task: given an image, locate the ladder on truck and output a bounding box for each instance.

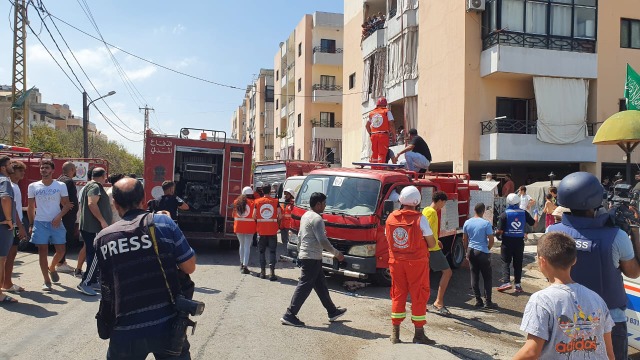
[225,151,246,235]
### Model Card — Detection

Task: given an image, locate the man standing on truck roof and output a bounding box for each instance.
[366,96,396,165]
[280,188,295,247]
[422,191,454,317]
[393,129,432,173]
[254,183,282,281]
[386,186,437,345]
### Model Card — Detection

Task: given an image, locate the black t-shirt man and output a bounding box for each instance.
[157,195,185,219]
[410,135,432,162]
[57,175,79,224]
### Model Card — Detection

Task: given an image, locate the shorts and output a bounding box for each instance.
[30,220,67,245]
[0,227,13,256]
[429,249,450,272]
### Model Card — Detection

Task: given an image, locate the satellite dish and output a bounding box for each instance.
[181,129,190,136]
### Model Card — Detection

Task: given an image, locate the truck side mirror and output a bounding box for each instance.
[382,200,395,224]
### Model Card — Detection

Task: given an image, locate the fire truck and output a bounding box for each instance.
[281,164,492,286]
[143,128,252,242]
[253,160,328,192]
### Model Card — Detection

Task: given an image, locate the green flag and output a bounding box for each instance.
[626,64,640,111]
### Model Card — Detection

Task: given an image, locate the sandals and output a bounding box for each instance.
[0,295,18,304]
[2,284,24,293]
[430,304,452,317]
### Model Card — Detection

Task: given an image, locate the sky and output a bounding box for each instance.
[0,0,344,156]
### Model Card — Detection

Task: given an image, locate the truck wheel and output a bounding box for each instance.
[374,268,392,287]
[448,236,465,269]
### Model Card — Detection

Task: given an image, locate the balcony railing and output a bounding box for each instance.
[483,31,596,54]
[313,46,343,54]
[311,120,342,128]
[481,118,599,136]
[312,84,343,91]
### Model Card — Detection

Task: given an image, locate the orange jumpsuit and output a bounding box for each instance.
[385,209,430,327]
[368,107,392,164]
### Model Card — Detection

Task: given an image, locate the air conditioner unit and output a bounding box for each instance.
[467,0,485,11]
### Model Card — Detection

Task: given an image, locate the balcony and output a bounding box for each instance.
[386,7,418,40]
[362,28,385,58]
[480,32,597,79]
[479,119,597,162]
[312,126,342,141]
[313,47,343,66]
[312,84,342,104]
[280,105,287,119]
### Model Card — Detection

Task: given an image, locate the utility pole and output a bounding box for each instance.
[140,105,154,159]
[11,0,27,146]
[83,91,116,158]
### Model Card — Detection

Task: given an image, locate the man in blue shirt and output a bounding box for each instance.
[463,203,495,308]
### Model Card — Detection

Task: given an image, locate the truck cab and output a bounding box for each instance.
[283,167,481,286]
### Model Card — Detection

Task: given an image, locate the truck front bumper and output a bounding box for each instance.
[283,243,377,280]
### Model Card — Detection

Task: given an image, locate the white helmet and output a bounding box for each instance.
[255,181,264,188]
[399,186,421,206]
[506,193,520,205]
[242,186,254,195]
[284,188,295,197]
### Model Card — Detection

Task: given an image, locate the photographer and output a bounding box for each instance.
[94,177,197,359]
[548,172,640,360]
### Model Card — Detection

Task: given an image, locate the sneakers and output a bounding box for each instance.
[76,283,98,296]
[328,307,347,322]
[74,269,83,278]
[48,270,60,283]
[42,283,53,292]
[281,314,305,327]
[497,283,512,292]
[242,267,250,275]
[474,299,485,308]
[91,283,101,292]
[55,263,75,273]
[514,284,524,293]
[259,270,266,279]
[484,301,498,309]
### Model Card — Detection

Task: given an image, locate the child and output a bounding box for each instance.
[513,232,614,359]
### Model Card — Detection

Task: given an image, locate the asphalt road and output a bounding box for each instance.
[0,239,547,360]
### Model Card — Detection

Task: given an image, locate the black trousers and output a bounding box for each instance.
[500,237,525,284]
[258,235,277,270]
[286,259,337,317]
[59,217,76,264]
[468,249,493,301]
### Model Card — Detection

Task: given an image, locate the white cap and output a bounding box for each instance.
[242,186,254,195]
[255,181,264,188]
[399,186,421,206]
[506,193,520,205]
[552,206,570,217]
[284,188,295,197]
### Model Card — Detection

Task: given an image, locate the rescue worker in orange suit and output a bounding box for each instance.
[280,188,295,247]
[254,184,282,281]
[385,186,437,345]
[366,96,396,164]
[233,186,256,274]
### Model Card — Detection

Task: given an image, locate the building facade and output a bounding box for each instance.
[233,70,274,161]
[343,0,640,185]
[274,12,344,166]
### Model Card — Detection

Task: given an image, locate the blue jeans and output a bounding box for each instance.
[611,321,628,360]
[107,336,190,360]
[403,151,430,172]
[81,230,99,285]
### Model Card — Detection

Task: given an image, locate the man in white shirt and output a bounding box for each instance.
[27,160,73,291]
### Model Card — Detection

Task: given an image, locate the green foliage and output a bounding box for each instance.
[27,125,143,175]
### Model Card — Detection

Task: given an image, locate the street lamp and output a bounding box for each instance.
[548,171,556,186]
[83,90,116,158]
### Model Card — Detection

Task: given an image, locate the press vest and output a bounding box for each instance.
[281,201,294,230]
[233,199,256,234]
[368,108,390,133]
[386,209,428,262]
[255,196,279,236]
[95,211,181,336]
[504,206,526,238]
[548,214,628,311]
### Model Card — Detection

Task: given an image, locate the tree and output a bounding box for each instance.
[27,125,143,175]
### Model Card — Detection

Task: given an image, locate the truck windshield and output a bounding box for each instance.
[296,175,381,216]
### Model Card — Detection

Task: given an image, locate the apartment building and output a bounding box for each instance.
[230,103,247,143]
[343,0,640,184]
[273,12,344,166]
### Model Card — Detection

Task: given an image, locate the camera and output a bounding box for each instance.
[606,184,640,234]
[166,295,205,356]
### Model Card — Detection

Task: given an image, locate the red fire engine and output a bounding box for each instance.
[143,128,252,241]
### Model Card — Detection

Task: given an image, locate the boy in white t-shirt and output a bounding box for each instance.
[27,160,73,292]
[513,232,614,359]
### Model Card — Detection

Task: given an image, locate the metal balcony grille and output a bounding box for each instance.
[483,31,596,54]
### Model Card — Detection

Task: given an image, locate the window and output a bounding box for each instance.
[265,85,274,102]
[320,75,336,87]
[276,70,279,79]
[298,42,302,57]
[496,97,533,120]
[621,19,640,49]
[325,148,335,164]
[297,114,301,127]
[349,73,356,89]
[320,39,337,53]
[275,99,279,110]
[298,78,302,92]
[320,112,335,127]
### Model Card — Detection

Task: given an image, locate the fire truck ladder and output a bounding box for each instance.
[225,151,246,233]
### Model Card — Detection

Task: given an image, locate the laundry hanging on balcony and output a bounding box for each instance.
[362,50,387,104]
[404,96,418,131]
[361,114,372,161]
[386,28,419,88]
[533,77,589,144]
[399,0,419,12]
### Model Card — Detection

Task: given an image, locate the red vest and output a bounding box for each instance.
[280,201,294,230]
[368,108,391,133]
[233,198,256,234]
[254,196,280,236]
[385,209,429,262]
